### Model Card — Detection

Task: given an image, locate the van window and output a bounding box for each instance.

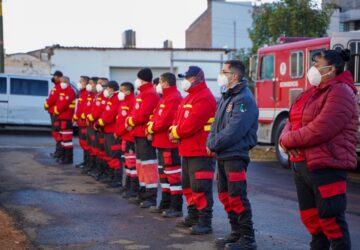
[0,77,6,94]
[347,41,360,83]
[10,78,49,96]
[290,51,304,78]
[260,55,274,80]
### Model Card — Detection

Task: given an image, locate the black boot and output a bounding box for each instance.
[215,211,242,248]
[123,177,139,199]
[190,208,213,235]
[140,188,157,208]
[225,235,257,250]
[94,160,108,181]
[81,155,94,174]
[150,192,171,213]
[176,204,199,228]
[50,141,62,158]
[107,169,123,189]
[60,148,73,165]
[162,194,183,218]
[129,186,145,204]
[226,210,257,250]
[310,232,330,250]
[56,146,65,163]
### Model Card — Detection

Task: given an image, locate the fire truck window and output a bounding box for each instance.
[260,55,274,80]
[347,41,360,83]
[290,51,304,78]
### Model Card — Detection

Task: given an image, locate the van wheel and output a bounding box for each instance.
[274,119,290,169]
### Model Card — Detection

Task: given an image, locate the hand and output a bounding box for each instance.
[114,133,118,139]
[206,147,215,157]
[288,149,300,157]
[280,142,287,153]
[147,134,153,141]
[171,139,180,144]
[126,126,133,132]
[169,132,174,141]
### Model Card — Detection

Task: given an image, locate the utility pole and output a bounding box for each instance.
[0,0,4,73]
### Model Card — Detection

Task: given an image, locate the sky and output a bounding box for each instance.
[3,0,281,54]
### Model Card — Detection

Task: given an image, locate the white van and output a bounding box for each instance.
[0,74,78,127]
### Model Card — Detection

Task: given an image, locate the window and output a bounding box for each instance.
[10,78,48,96]
[347,41,360,83]
[290,51,304,78]
[0,77,6,94]
[260,55,274,80]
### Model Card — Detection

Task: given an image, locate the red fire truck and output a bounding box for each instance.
[252,32,360,167]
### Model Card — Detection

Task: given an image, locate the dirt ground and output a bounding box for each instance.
[0,208,28,250]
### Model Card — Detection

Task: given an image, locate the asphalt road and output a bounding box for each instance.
[0,129,360,250]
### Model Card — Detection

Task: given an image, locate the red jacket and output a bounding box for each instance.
[97,93,120,133]
[44,81,60,115]
[87,92,107,125]
[171,82,216,157]
[53,85,76,120]
[115,93,136,142]
[73,89,88,127]
[127,83,160,137]
[280,71,358,171]
[81,92,96,123]
[147,86,182,149]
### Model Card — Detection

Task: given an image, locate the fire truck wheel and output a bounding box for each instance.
[274,119,290,169]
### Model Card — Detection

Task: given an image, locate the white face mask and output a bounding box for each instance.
[86,84,92,92]
[307,66,332,86]
[103,89,111,98]
[181,79,191,91]
[156,84,163,94]
[134,79,142,89]
[118,92,125,101]
[96,84,103,93]
[77,82,83,90]
[60,82,68,89]
[217,74,229,87]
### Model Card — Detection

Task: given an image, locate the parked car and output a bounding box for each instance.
[0,74,79,127]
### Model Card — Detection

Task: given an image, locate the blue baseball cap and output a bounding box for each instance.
[178,66,202,78]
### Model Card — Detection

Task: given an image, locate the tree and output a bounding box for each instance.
[248,0,334,54]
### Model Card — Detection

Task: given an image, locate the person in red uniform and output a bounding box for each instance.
[96,81,123,189]
[170,66,216,235]
[44,70,63,159]
[146,72,183,218]
[83,78,108,177]
[126,68,160,208]
[73,75,90,168]
[280,49,357,250]
[114,82,137,198]
[52,76,76,164]
[80,77,98,170]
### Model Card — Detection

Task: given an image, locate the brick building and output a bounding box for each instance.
[186,0,252,49]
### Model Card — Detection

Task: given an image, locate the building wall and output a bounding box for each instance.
[324,0,360,12]
[185,10,212,48]
[5,54,51,76]
[50,48,229,97]
[211,1,252,49]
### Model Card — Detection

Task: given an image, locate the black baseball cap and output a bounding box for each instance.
[52,70,63,77]
[178,66,202,78]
